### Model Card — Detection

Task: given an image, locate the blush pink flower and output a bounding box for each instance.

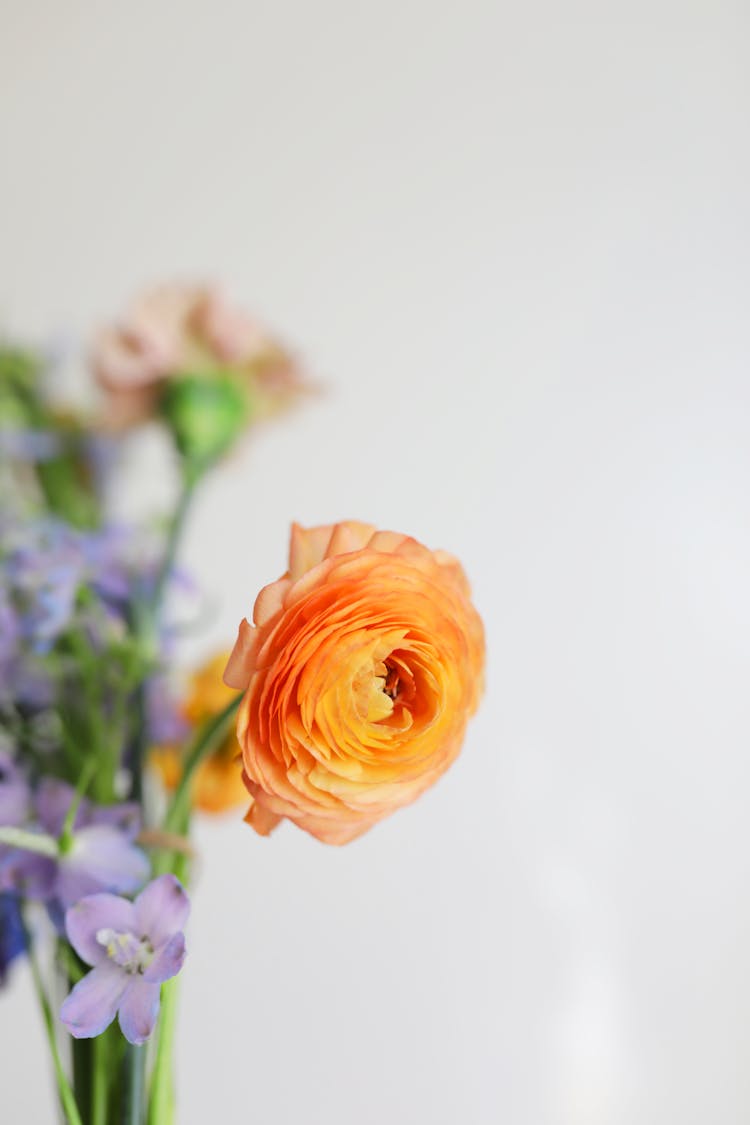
[92,283,306,431]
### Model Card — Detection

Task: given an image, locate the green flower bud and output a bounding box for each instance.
[158,371,253,475]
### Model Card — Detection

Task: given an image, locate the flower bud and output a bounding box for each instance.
[158,371,252,472]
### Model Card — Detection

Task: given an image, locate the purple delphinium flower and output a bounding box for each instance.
[0,591,20,682]
[53,826,150,911]
[4,521,82,653]
[0,776,148,909]
[0,753,56,899]
[1,518,151,655]
[60,875,189,1044]
[33,778,149,910]
[0,892,26,984]
[34,778,140,840]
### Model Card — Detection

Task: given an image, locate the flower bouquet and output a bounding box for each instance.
[0,284,484,1123]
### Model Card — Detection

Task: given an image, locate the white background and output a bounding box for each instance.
[2,2,750,1122]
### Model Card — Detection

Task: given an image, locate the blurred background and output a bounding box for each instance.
[1,1,749,1122]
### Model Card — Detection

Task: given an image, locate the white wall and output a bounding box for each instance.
[1,2,749,1122]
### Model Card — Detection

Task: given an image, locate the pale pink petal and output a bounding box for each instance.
[197,289,265,363]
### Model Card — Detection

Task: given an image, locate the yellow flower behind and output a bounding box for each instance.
[151,653,246,814]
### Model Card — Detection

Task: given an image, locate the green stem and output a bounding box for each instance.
[163,695,242,837]
[72,1038,92,1125]
[91,1034,108,1125]
[121,1044,145,1125]
[0,826,57,857]
[147,979,179,1125]
[150,476,195,617]
[129,681,148,808]
[130,473,196,811]
[26,924,84,1125]
[60,758,97,852]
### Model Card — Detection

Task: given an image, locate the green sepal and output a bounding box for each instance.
[158,370,253,474]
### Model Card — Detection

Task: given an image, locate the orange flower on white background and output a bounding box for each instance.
[225,521,485,844]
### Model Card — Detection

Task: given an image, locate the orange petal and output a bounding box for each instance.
[288,522,335,580]
[243,797,283,836]
[224,620,260,690]
[326,521,376,557]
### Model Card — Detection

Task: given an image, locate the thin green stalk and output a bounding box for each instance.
[164,694,242,836]
[129,681,149,808]
[0,826,57,857]
[150,476,195,616]
[130,473,196,810]
[121,1044,145,1125]
[72,1038,92,1125]
[91,1033,109,1125]
[150,694,239,881]
[60,758,97,851]
[147,979,179,1125]
[26,926,83,1125]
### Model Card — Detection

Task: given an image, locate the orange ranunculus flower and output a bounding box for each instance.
[151,653,247,814]
[224,521,485,844]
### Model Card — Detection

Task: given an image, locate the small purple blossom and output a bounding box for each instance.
[53,826,150,910]
[0,776,149,909]
[0,753,52,898]
[34,779,149,910]
[0,517,154,655]
[60,875,189,1044]
[34,778,140,840]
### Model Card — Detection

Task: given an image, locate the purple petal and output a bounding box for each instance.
[57,827,150,909]
[86,801,141,840]
[143,933,186,984]
[0,754,30,827]
[117,977,161,1045]
[35,778,79,836]
[0,848,55,899]
[134,875,190,946]
[60,963,128,1039]
[65,894,138,967]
